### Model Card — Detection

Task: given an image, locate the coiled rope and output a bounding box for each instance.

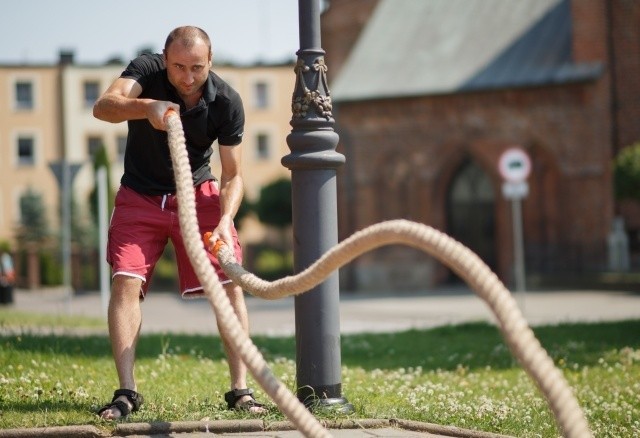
[165,110,592,438]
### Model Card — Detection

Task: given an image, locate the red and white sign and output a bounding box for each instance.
[499,147,531,183]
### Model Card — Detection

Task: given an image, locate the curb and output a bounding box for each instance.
[0,419,514,438]
[0,425,102,438]
[392,419,514,438]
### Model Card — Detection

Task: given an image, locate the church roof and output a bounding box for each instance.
[331,0,603,102]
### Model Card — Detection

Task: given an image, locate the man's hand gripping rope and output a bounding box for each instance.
[203,231,226,257]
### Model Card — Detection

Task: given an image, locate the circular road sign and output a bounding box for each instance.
[499,147,531,182]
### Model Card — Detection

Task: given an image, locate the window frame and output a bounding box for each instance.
[253,80,270,109]
[15,134,37,167]
[255,132,271,160]
[83,80,101,109]
[86,135,104,160]
[13,79,35,111]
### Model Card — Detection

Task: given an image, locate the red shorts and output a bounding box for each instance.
[107,181,243,298]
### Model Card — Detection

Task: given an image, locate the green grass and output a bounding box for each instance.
[0,308,106,331]
[0,313,639,437]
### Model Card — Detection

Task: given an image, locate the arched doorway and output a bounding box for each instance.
[446,159,497,281]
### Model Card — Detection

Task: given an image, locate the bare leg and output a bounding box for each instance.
[218,282,265,413]
[99,275,143,420]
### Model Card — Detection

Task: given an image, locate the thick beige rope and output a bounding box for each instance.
[165,111,330,438]
[216,221,593,438]
[165,111,591,438]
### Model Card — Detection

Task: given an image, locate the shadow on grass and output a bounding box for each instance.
[0,399,95,415]
[0,333,229,360]
[2,320,639,372]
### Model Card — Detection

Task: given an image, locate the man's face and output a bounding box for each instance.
[164,38,212,100]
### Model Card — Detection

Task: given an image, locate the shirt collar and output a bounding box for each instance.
[201,72,217,104]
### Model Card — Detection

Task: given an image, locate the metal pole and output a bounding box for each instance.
[97,167,110,317]
[297,0,320,49]
[511,198,526,311]
[282,0,352,412]
[512,198,526,291]
[48,160,82,312]
[62,159,72,313]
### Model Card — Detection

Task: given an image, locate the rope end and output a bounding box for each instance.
[213,239,226,255]
[203,232,226,256]
[164,108,178,123]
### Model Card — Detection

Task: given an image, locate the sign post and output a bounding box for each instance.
[499,147,531,295]
[49,160,83,313]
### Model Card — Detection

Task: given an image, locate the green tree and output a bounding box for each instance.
[234,197,252,230]
[253,177,293,279]
[70,195,95,249]
[15,188,50,244]
[614,142,640,202]
[255,177,292,230]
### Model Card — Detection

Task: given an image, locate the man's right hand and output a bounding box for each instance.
[94,77,179,129]
[147,101,180,131]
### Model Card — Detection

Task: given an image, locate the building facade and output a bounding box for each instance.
[0,53,296,287]
[0,65,61,243]
[321,0,640,291]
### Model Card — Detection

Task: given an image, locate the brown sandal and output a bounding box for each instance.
[224,388,264,411]
[97,389,144,418]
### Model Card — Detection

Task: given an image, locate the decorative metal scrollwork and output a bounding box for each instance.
[292,57,333,119]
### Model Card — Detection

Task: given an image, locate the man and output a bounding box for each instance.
[93,26,264,419]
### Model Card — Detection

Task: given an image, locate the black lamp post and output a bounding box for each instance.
[282,0,352,412]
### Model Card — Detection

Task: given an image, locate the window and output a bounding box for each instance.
[254,81,269,109]
[17,136,35,166]
[83,81,100,108]
[15,81,33,110]
[117,136,127,162]
[87,136,103,159]
[255,133,270,160]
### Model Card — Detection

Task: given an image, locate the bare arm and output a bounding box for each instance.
[210,145,244,248]
[93,77,179,130]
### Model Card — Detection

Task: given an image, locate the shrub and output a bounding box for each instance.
[614,142,640,201]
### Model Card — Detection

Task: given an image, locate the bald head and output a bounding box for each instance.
[164,26,212,55]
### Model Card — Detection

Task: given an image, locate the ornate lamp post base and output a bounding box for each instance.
[282,0,353,414]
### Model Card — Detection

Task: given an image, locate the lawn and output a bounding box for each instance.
[0,310,638,437]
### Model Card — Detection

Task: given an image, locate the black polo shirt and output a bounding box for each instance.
[119,53,244,195]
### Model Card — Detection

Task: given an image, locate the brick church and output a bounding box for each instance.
[320,0,640,290]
